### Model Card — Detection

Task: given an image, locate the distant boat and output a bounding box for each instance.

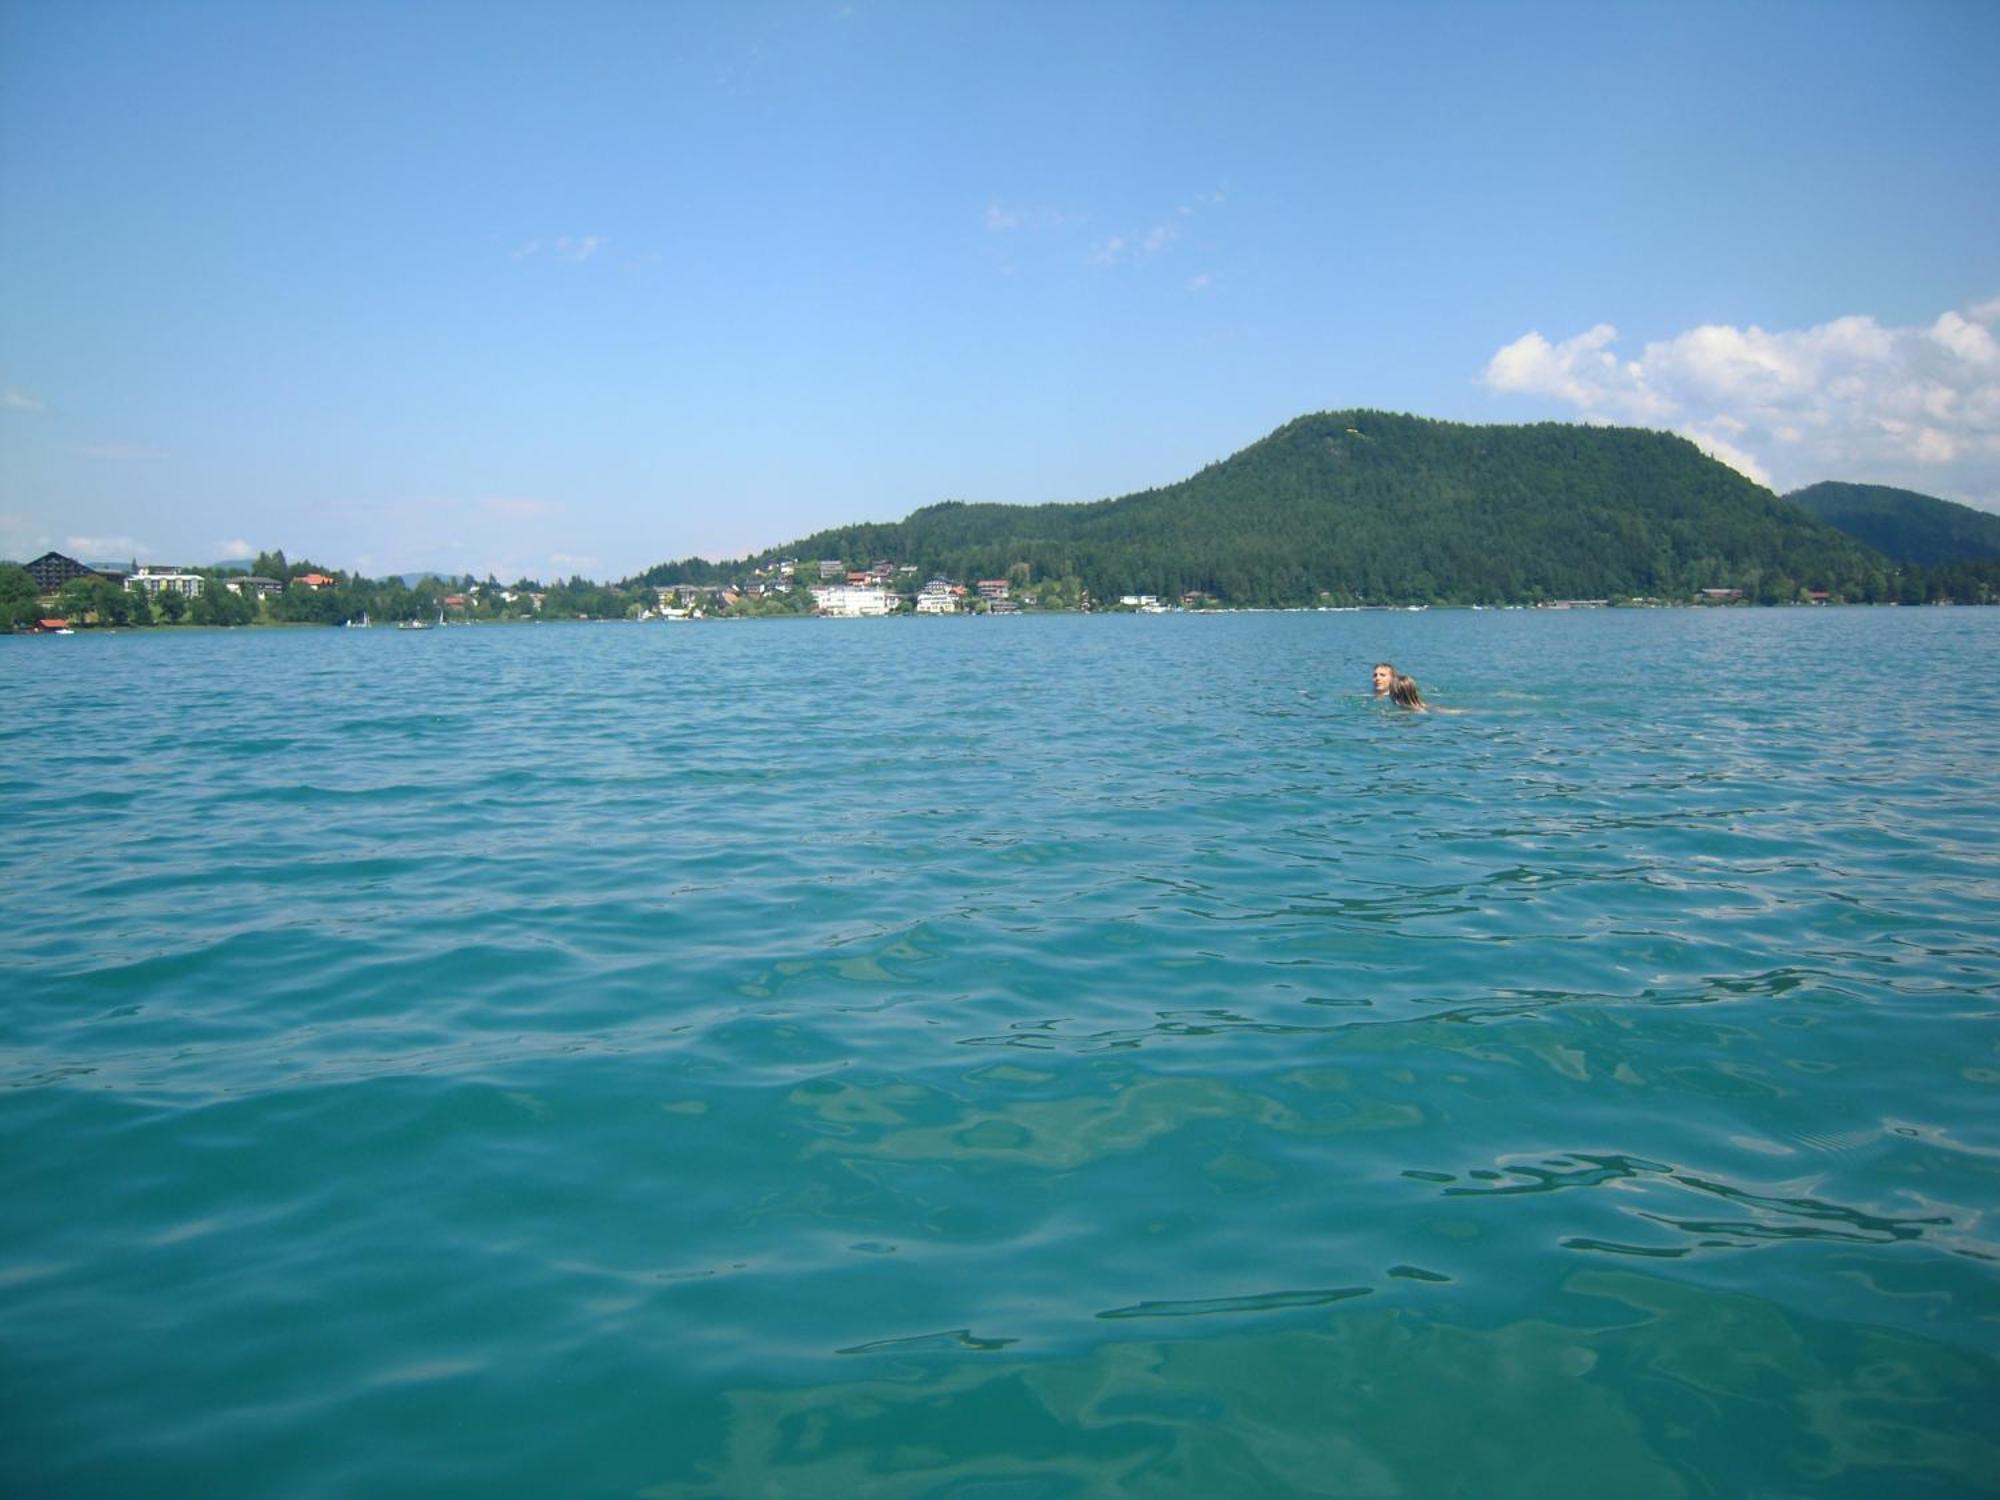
[397,608,444,631]
[345,612,370,628]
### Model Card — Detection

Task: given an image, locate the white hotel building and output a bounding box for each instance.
[125,566,206,598]
[811,583,895,617]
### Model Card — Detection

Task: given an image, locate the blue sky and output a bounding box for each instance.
[3,0,1996,580]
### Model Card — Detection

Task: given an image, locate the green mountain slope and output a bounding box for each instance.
[1785,481,2000,566]
[645,410,1898,605]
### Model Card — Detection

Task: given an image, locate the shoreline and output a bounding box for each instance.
[12,597,1988,639]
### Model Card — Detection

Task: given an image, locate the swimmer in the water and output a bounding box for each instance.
[1373,662,1448,712]
[1388,673,1427,711]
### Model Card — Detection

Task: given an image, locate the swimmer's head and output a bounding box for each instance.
[1389,674,1426,710]
[1372,663,1395,696]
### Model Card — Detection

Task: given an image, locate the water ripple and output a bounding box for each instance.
[3,610,1998,1497]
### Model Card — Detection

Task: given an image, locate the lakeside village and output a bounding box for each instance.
[2,549,1086,632]
[7,546,1810,635]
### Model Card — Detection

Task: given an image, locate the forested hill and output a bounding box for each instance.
[1785,481,2000,566]
[643,411,1900,605]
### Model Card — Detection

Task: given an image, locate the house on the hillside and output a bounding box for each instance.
[295,572,336,590]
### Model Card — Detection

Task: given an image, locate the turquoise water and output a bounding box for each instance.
[4,609,1998,1497]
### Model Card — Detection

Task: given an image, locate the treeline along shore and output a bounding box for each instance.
[12,412,2000,631]
[0,551,637,632]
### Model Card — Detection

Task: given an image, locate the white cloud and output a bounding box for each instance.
[1186,273,1214,293]
[3,387,45,412]
[215,538,256,561]
[1680,423,1773,489]
[1931,310,1998,366]
[984,200,1021,233]
[1140,224,1177,256]
[1091,235,1127,265]
[1481,297,2000,502]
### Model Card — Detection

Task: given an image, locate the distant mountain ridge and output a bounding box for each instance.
[645,410,1896,605]
[1785,481,2000,566]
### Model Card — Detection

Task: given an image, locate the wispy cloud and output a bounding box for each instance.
[1186,273,1215,293]
[548,551,598,571]
[984,192,1216,279]
[3,387,45,413]
[983,200,1076,234]
[479,496,560,519]
[65,534,149,560]
[1092,225,1178,266]
[1089,188,1224,270]
[215,538,256,561]
[0,512,49,556]
[74,441,170,461]
[1481,296,2000,498]
[511,235,608,263]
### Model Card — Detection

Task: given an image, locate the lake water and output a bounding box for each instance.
[4,608,1998,1497]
